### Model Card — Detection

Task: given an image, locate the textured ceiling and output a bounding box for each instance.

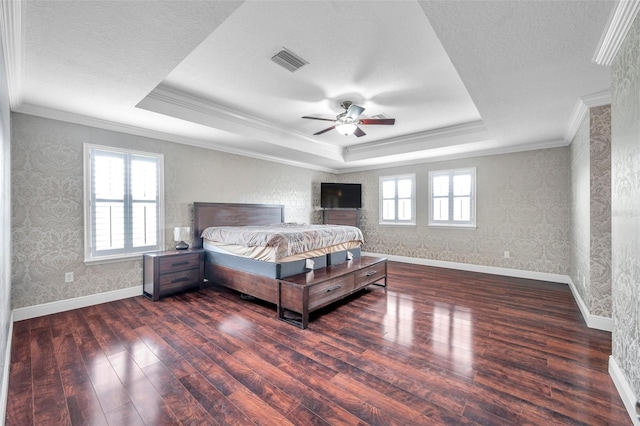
[3,0,614,172]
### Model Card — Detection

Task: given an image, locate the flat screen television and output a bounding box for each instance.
[321,183,362,209]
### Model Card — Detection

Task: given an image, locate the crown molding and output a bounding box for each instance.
[139,84,342,160]
[564,90,611,143]
[343,120,492,162]
[593,0,640,66]
[14,103,338,173]
[0,0,23,108]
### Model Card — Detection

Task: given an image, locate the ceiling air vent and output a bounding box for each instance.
[271,48,308,72]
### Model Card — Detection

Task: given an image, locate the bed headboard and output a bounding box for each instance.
[192,202,285,248]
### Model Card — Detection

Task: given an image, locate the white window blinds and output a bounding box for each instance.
[85,145,163,262]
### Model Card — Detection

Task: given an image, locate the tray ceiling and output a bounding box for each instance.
[3,1,615,172]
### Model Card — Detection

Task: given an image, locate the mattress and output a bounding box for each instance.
[203,239,360,262]
[201,223,363,261]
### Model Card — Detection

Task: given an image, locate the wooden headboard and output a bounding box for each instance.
[192,202,285,248]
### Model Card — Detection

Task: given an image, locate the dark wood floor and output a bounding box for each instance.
[6,262,631,425]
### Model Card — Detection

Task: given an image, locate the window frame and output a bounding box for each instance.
[428,167,476,229]
[83,144,165,264]
[379,173,416,226]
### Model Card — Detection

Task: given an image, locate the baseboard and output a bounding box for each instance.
[566,277,613,331]
[365,252,571,284]
[12,286,143,322]
[609,356,640,426]
[1,311,13,426]
[365,252,614,331]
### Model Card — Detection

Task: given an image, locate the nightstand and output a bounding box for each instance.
[143,249,204,301]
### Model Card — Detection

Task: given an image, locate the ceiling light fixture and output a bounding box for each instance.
[335,122,357,136]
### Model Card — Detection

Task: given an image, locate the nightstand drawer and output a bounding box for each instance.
[158,253,201,274]
[158,268,200,295]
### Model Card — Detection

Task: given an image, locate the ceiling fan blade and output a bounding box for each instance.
[346,104,365,120]
[314,126,336,135]
[359,118,396,125]
[354,127,366,137]
[302,116,336,122]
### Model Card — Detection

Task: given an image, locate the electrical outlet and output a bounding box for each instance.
[504,251,510,259]
[65,272,74,283]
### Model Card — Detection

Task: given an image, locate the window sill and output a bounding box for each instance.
[428,223,476,230]
[379,222,416,227]
[84,253,146,265]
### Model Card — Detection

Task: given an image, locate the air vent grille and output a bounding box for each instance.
[271,48,308,72]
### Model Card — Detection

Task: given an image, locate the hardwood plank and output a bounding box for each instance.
[178,372,250,425]
[52,333,108,426]
[6,321,33,426]
[5,261,631,425]
[30,325,72,425]
[107,351,180,425]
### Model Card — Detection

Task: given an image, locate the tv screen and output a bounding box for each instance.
[321,183,362,209]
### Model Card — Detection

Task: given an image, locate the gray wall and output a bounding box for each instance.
[612,12,640,402]
[0,29,11,421]
[569,105,612,318]
[340,147,570,275]
[10,113,331,309]
[11,112,577,312]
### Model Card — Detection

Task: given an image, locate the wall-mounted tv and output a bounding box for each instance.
[321,183,362,209]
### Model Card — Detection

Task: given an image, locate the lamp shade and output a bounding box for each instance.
[173,226,191,242]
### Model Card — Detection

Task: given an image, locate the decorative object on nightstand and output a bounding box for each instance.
[173,226,191,250]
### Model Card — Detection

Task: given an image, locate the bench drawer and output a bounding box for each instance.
[308,275,355,310]
[355,263,385,288]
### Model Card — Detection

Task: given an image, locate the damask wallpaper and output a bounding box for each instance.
[570,112,591,306]
[0,36,12,418]
[589,105,612,318]
[10,113,331,309]
[611,11,640,403]
[569,105,612,319]
[340,147,570,275]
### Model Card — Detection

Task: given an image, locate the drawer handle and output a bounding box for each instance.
[365,270,377,277]
[171,261,190,267]
[326,284,342,293]
[171,277,190,283]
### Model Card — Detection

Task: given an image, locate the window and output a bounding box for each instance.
[429,168,476,228]
[84,144,164,263]
[379,174,416,225]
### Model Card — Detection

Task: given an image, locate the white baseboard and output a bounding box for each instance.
[365,252,571,283]
[365,252,613,331]
[12,286,143,322]
[566,277,614,331]
[1,311,13,426]
[609,356,640,426]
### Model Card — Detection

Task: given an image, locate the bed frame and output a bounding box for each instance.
[193,202,387,328]
[193,202,285,304]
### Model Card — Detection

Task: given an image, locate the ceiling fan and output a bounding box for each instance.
[302,101,395,137]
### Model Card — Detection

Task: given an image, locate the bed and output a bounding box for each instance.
[193,202,386,328]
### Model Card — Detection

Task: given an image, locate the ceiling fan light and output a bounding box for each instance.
[335,123,357,136]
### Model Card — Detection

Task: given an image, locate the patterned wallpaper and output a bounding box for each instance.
[589,105,612,318]
[611,12,640,402]
[570,112,591,306]
[341,147,570,275]
[569,105,612,318]
[10,113,331,309]
[0,36,11,411]
[11,111,574,313]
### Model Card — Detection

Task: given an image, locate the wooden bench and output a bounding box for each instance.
[277,256,387,329]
